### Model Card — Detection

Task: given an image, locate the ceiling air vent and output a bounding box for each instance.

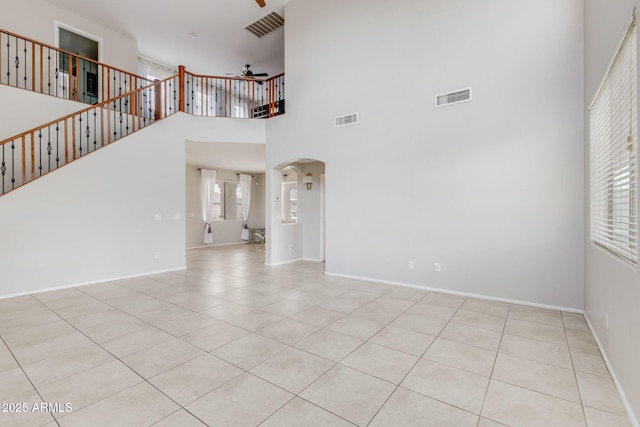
[435,87,472,107]
[245,12,285,38]
[335,113,358,127]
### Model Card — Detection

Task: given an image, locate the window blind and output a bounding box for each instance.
[590,21,638,263]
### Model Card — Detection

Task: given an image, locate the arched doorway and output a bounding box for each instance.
[267,159,325,266]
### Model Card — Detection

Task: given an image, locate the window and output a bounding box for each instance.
[590,20,637,263]
[212,182,243,220]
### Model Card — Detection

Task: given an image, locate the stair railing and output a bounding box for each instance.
[0,75,179,196]
[0,28,154,104]
[181,67,284,119]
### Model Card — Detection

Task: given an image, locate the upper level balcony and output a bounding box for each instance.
[0,28,284,196]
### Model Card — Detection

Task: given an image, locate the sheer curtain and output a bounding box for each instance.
[200,169,217,244]
[239,174,252,240]
[137,56,177,80]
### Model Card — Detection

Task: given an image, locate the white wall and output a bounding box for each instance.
[185,168,265,248]
[584,0,640,424]
[298,162,324,261]
[0,84,88,141]
[267,0,584,309]
[1,0,138,73]
[248,173,266,230]
[184,116,266,145]
[0,113,186,297]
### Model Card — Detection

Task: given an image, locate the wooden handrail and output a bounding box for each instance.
[184,70,285,81]
[0,28,152,85]
[0,77,174,145]
[0,75,179,196]
[0,28,154,105]
[181,70,285,118]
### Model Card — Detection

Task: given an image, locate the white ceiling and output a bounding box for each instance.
[44,0,287,77]
[44,0,286,172]
[185,141,266,173]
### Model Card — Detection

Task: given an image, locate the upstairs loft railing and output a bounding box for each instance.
[0,29,154,104]
[0,28,286,119]
[0,28,286,196]
[0,75,178,195]
[182,67,284,119]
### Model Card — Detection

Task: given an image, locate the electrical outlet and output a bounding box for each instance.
[408,261,414,270]
[155,251,160,259]
[289,244,294,250]
[434,263,441,272]
[154,213,162,221]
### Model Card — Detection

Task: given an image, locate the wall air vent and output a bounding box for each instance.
[245,12,285,38]
[335,113,358,127]
[435,87,472,107]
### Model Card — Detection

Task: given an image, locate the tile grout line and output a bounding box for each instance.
[476,302,511,426]
[363,293,473,426]
[23,295,215,426]
[0,335,60,427]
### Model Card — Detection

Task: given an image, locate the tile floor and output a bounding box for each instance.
[0,244,632,427]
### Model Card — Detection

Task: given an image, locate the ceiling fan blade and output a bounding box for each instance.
[255,0,266,7]
[252,73,269,77]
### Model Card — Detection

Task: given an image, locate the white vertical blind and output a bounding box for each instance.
[590,21,638,263]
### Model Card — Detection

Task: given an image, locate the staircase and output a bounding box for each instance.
[0,29,285,197]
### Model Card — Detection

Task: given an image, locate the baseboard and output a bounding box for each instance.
[265,258,304,266]
[323,271,583,314]
[187,242,247,250]
[583,315,639,427]
[0,266,187,301]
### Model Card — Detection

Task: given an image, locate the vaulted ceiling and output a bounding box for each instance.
[43,0,291,173]
[44,0,288,77]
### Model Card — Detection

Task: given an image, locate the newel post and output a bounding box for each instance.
[179,65,186,113]
[154,79,162,120]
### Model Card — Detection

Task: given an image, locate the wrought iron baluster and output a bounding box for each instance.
[6,36,10,85]
[14,36,19,87]
[47,49,51,95]
[186,75,191,113]
[194,78,199,114]
[38,131,42,176]
[78,115,83,156]
[81,59,86,103]
[23,39,27,88]
[61,54,66,99]
[47,127,52,172]
[113,73,117,108]
[125,94,130,135]
[142,89,148,125]
[93,109,97,150]
[172,80,177,114]
[1,144,5,194]
[10,140,15,189]
[215,79,219,116]
[55,124,60,168]
[54,51,59,97]
[113,97,117,140]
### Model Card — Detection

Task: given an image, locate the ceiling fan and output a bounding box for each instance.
[227,64,269,82]
[255,0,266,7]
